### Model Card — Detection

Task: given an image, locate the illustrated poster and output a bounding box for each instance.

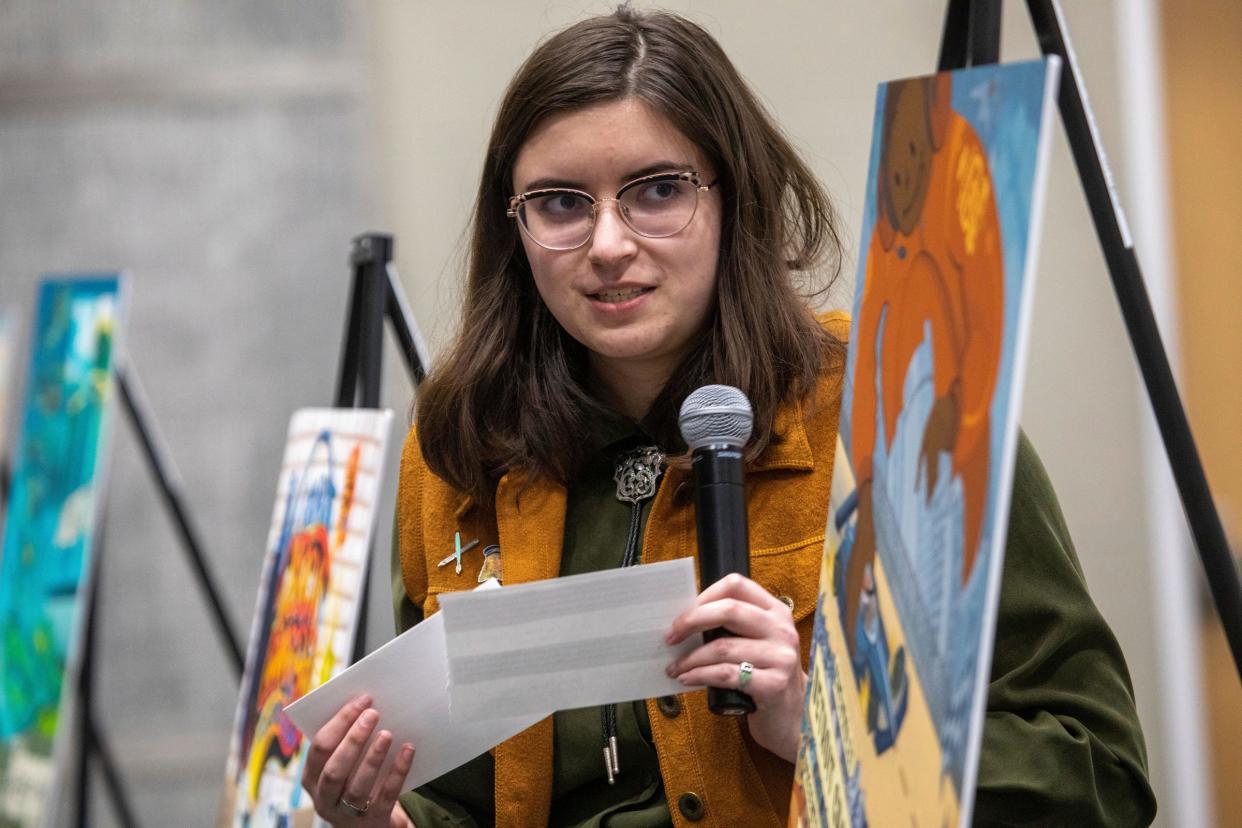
[221,408,394,828]
[0,276,124,828]
[790,58,1061,827]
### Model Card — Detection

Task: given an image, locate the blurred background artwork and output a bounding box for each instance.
[0,277,121,826]
[0,1,1237,825]
[220,409,392,828]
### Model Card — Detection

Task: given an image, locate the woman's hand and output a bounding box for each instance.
[665,573,806,763]
[301,693,418,827]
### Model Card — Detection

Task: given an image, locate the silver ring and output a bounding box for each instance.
[738,661,754,689]
[338,795,370,817]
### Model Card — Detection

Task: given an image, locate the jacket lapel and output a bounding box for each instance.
[491,468,564,828]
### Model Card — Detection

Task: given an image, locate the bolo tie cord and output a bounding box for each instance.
[603,445,664,785]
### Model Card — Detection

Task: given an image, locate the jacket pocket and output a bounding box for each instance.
[749,535,826,624]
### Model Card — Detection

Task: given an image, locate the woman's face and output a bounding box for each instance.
[512,98,722,389]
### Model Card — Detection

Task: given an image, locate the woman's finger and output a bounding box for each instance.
[302,694,372,792]
[667,634,799,677]
[314,707,380,807]
[337,728,393,816]
[694,572,787,613]
[665,597,775,644]
[371,742,416,815]
[674,661,797,699]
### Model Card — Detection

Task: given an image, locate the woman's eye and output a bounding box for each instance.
[536,193,589,217]
[635,180,682,204]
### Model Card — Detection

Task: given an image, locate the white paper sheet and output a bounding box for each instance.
[438,558,702,722]
[284,581,540,792]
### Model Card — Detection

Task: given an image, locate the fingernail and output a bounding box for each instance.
[361,709,378,727]
[355,693,373,709]
[401,744,415,761]
[665,663,676,677]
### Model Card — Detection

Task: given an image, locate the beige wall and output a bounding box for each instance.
[362,2,1207,822]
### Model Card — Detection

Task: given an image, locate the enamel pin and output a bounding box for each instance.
[438,531,480,575]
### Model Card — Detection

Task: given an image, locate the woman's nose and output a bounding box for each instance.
[587,200,638,264]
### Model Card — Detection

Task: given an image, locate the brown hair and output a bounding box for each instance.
[416,6,845,501]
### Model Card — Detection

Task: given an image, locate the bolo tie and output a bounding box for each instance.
[601,444,666,785]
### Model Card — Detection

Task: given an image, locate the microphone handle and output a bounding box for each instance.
[691,445,757,716]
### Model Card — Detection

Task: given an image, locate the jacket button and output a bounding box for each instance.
[677,792,705,821]
[657,695,682,718]
[777,594,795,612]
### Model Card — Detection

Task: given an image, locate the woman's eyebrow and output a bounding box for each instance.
[520,176,587,192]
[519,161,694,193]
[620,161,694,181]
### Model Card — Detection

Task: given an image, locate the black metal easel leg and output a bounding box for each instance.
[1024,0,1242,683]
[86,717,140,828]
[385,262,428,387]
[74,536,141,828]
[116,364,245,679]
[938,0,1001,71]
[336,234,389,410]
[336,233,398,658]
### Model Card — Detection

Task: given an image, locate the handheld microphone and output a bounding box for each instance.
[678,384,756,716]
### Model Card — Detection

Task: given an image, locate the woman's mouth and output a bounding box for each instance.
[590,287,652,303]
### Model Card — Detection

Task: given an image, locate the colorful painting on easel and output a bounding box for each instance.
[791,58,1060,828]
[221,408,393,828]
[0,276,124,828]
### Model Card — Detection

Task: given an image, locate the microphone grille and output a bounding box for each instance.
[678,385,753,450]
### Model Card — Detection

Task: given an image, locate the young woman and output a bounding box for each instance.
[301,8,1156,827]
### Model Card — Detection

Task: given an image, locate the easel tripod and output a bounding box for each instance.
[938,0,1242,681]
[331,231,428,662]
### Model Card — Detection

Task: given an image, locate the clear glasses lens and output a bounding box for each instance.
[518,176,700,250]
[518,192,594,250]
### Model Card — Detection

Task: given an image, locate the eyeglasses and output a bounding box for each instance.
[507,170,716,251]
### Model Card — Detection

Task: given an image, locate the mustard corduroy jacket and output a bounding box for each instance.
[396,312,850,828]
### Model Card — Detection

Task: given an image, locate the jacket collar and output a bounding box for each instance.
[452,390,817,530]
[749,392,815,473]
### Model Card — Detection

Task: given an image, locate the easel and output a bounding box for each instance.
[73,357,249,827]
[330,231,427,662]
[937,0,1242,681]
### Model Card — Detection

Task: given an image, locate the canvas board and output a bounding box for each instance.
[0,275,126,828]
[220,408,394,828]
[790,58,1061,828]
